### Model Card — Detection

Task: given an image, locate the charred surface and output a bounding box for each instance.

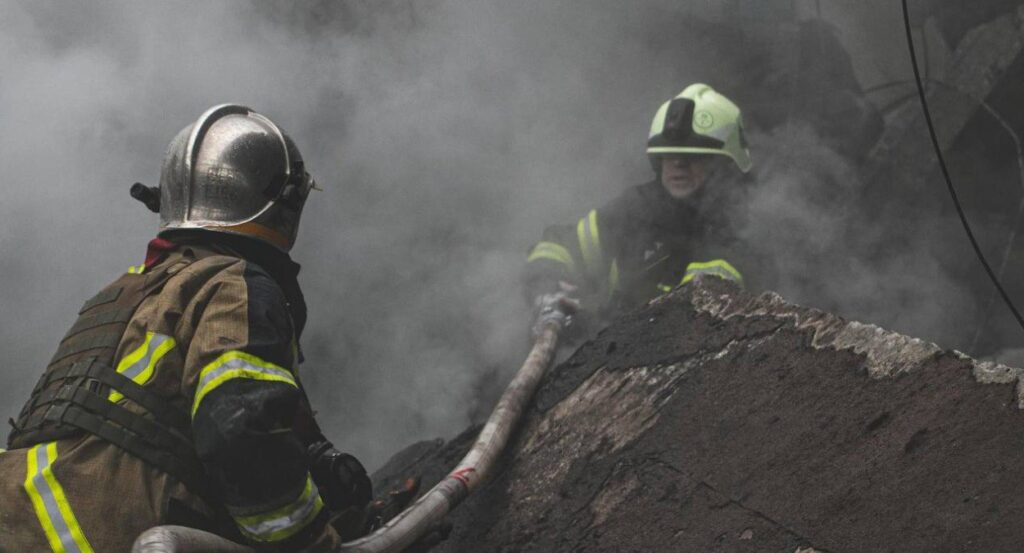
[374,278,1024,552]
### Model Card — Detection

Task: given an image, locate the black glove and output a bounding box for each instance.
[308,441,372,512]
[364,477,420,532]
[329,475,425,541]
[346,475,450,548]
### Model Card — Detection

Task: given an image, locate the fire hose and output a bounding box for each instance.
[132,314,565,553]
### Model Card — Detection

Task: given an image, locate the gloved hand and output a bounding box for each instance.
[532,281,580,337]
[364,477,420,532]
[308,441,373,512]
[366,477,451,552]
[330,475,451,551]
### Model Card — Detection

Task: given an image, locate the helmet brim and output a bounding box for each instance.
[646,146,752,173]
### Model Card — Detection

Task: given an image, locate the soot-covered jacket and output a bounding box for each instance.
[524,179,747,317]
[0,233,353,553]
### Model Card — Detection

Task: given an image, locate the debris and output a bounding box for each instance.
[374,278,1024,551]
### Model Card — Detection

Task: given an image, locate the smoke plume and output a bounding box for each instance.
[0,0,1011,468]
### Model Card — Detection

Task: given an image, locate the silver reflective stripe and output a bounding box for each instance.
[110,332,176,404]
[191,351,297,417]
[26,443,94,553]
[233,475,323,542]
[121,333,173,382]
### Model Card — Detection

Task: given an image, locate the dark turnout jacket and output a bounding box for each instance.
[0,234,345,553]
[525,179,747,317]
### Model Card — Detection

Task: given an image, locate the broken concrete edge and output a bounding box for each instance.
[662,278,1024,408]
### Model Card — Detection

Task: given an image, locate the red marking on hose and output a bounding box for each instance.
[449,467,476,486]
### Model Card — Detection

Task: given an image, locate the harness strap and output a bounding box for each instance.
[49,402,212,504]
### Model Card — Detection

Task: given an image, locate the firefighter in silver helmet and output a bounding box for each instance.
[525,84,753,330]
[0,105,386,552]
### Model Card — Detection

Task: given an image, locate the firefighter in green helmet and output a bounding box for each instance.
[525,83,754,329]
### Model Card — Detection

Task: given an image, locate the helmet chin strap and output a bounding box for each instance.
[221,221,293,251]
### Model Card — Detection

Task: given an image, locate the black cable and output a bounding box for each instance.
[870,76,1024,349]
[901,0,1024,335]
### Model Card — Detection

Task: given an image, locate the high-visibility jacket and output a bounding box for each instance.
[525,179,747,315]
[0,234,349,553]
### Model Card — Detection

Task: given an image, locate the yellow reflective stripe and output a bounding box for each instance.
[588,209,601,252]
[192,351,297,418]
[233,474,324,543]
[681,259,743,285]
[127,264,146,275]
[527,242,577,272]
[657,283,673,293]
[109,332,176,404]
[24,443,94,553]
[576,217,590,270]
[576,209,603,277]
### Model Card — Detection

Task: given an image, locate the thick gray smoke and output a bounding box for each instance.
[731,123,980,349]
[0,0,706,467]
[0,0,1006,468]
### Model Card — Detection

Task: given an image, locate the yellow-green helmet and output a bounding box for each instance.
[647,83,752,173]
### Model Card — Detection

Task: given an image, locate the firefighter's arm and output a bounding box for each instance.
[524,222,582,301]
[525,209,619,314]
[186,261,365,551]
[680,258,744,287]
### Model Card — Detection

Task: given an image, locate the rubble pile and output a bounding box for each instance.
[375,278,1024,552]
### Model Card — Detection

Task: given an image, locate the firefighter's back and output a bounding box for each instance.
[0,250,248,552]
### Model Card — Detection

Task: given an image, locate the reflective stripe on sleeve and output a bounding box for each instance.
[576,209,604,277]
[191,351,297,418]
[24,443,95,553]
[231,474,324,543]
[681,259,743,286]
[588,209,601,251]
[127,264,146,275]
[527,241,577,273]
[109,332,176,404]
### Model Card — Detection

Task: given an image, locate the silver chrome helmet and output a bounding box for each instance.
[157,104,315,251]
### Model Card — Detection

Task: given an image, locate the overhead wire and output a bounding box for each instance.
[863,79,1024,342]
[900,0,1024,338]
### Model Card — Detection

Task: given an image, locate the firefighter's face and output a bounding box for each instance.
[659,154,713,200]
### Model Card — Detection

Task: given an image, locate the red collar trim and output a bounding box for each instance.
[144,237,177,270]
